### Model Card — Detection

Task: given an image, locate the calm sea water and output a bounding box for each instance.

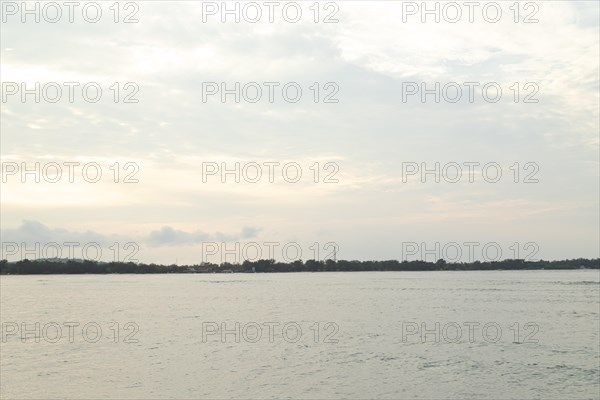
[1,270,599,399]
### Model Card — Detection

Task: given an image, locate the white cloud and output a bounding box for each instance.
[1,1,598,262]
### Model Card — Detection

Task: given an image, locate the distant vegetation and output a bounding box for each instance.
[1,258,598,274]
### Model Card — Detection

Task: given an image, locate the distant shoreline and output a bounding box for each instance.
[1,270,600,276]
[1,258,598,275]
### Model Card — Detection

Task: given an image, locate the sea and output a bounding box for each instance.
[1,270,599,399]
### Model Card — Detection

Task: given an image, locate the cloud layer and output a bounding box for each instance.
[1,1,598,263]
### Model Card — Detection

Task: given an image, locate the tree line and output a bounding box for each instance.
[1,258,598,274]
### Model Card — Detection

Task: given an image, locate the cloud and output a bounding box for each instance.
[0,220,112,246]
[1,2,598,262]
[0,221,262,249]
[145,226,210,247]
[145,225,261,247]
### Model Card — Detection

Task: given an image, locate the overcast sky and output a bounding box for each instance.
[1,1,598,264]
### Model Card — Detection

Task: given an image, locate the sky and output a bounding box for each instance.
[1,0,599,264]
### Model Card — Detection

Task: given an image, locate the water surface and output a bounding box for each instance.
[1,270,599,399]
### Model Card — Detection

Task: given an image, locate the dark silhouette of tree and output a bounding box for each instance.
[1,258,598,275]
